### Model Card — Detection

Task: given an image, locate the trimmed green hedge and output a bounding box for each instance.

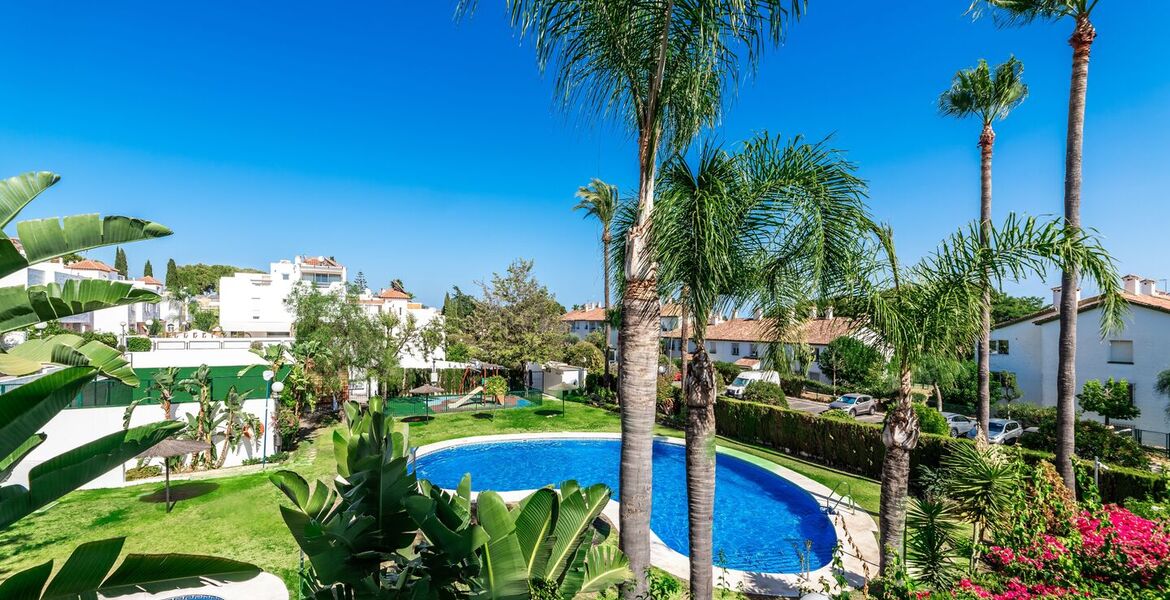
[715,398,1167,503]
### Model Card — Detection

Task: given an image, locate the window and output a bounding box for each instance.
[749,343,759,357]
[1108,340,1134,364]
[990,340,1010,355]
[707,341,717,353]
[731,343,740,356]
[282,273,289,280]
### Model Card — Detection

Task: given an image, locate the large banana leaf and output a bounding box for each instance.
[0,433,44,483]
[0,334,139,385]
[0,536,261,599]
[510,488,558,579]
[576,545,631,595]
[475,491,529,600]
[0,420,182,530]
[0,172,58,230]
[0,280,160,335]
[542,481,611,583]
[0,213,172,279]
[0,367,97,463]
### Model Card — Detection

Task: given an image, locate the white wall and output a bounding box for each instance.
[7,397,276,489]
[991,304,1170,433]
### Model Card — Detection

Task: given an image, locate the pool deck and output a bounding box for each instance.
[413,432,880,597]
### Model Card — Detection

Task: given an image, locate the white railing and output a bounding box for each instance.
[149,336,296,351]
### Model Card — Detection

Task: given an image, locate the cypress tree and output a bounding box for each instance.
[143,260,153,278]
[114,247,128,278]
[165,258,179,287]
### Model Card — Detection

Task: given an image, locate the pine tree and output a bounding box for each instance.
[165,258,179,287]
[114,247,128,278]
[143,260,153,278]
[354,271,368,291]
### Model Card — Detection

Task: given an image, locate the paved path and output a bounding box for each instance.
[786,396,885,424]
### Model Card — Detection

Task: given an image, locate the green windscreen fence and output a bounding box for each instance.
[383,388,544,418]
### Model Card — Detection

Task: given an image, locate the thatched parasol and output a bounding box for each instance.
[409,384,445,395]
[138,439,212,512]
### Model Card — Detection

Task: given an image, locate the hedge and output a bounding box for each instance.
[126,336,153,352]
[715,398,1168,504]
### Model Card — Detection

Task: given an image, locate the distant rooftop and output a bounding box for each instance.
[67,259,117,273]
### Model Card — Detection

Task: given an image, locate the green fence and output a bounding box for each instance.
[383,388,543,418]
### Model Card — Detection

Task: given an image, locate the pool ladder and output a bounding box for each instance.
[824,481,856,515]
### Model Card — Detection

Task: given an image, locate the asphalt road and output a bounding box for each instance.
[786,396,885,424]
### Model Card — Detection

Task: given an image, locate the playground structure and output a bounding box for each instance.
[383,360,539,418]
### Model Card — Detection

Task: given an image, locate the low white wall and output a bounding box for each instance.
[8,397,275,490]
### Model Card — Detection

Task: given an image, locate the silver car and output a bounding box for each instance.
[967,418,1024,445]
[942,412,975,437]
[828,393,876,417]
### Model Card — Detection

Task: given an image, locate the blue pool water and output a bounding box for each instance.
[412,438,836,573]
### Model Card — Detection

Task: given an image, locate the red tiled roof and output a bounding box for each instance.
[1003,291,1170,328]
[301,256,341,267]
[378,288,411,300]
[67,259,117,273]
[734,357,761,369]
[663,316,855,345]
[562,307,607,322]
[137,275,163,286]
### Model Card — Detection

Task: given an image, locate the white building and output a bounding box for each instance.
[0,258,166,335]
[989,275,1170,436]
[219,255,348,337]
[357,287,446,369]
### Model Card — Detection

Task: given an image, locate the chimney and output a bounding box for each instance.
[809,305,818,319]
[825,306,835,320]
[1123,274,1141,295]
[753,307,763,320]
[1052,286,1082,311]
[1141,279,1158,296]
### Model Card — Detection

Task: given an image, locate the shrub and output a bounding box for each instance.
[996,403,1057,429]
[656,376,678,415]
[915,403,950,436]
[779,376,805,398]
[820,408,853,421]
[741,381,788,408]
[1022,418,1149,469]
[483,375,508,400]
[564,340,604,372]
[125,336,152,352]
[242,451,289,466]
[713,361,743,385]
[125,465,162,481]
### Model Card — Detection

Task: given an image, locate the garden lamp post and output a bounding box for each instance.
[262,369,274,467]
[119,321,127,349]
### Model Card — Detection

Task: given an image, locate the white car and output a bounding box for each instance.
[726,370,781,398]
[967,418,1024,445]
[827,393,876,417]
[942,412,975,437]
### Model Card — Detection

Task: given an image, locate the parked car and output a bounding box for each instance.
[726,370,780,398]
[828,393,876,417]
[942,412,975,437]
[967,418,1023,445]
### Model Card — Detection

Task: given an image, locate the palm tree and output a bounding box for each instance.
[839,215,1123,573]
[649,133,869,599]
[574,178,619,381]
[459,4,810,593]
[179,364,214,468]
[969,0,1104,490]
[939,56,1028,436]
[213,386,262,469]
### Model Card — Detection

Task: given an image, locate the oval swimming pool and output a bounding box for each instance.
[412,437,836,573]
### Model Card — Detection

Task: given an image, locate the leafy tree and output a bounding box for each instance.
[970,0,1108,490]
[915,355,966,411]
[1078,377,1138,426]
[455,259,566,370]
[818,337,886,389]
[939,55,1028,436]
[463,1,814,594]
[189,305,218,332]
[114,246,128,278]
[171,263,263,294]
[286,286,379,406]
[574,178,619,380]
[483,374,508,401]
[914,404,949,436]
[990,290,1046,323]
[564,340,604,373]
[165,258,179,287]
[584,330,606,355]
[446,341,471,363]
[390,278,406,293]
[59,251,84,264]
[143,259,153,278]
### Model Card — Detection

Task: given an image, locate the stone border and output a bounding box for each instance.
[413,432,879,596]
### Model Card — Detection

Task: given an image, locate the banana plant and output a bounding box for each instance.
[212,386,261,469]
[0,537,260,599]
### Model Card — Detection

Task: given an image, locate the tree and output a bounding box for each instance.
[817,337,886,389]
[970,0,1106,489]
[143,259,153,278]
[915,355,966,411]
[59,251,84,264]
[463,3,811,595]
[170,263,263,294]
[165,258,179,287]
[939,56,1028,437]
[839,214,1123,574]
[565,340,604,373]
[114,246,128,278]
[991,290,1046,323]
[390,278,406,293]
[644,134,869,597]
[1078,378,1138,426]
[456,259,566,370]
[574,178,619,380]
[189,304,218,332]
[354,270,368,292]
[287,286,379,406]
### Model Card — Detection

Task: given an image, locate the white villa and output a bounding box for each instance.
[219,255,348,337]
[0,257,168,336]
[357,287,446,368]
[990,275,1170,436]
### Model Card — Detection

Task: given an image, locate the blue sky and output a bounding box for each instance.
[0,2,1165,308]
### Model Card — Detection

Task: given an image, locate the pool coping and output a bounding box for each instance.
[413,432,879,596]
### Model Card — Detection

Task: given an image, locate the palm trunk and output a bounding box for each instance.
[619,128,664,600]
[977,126,995,438]
[685,347,716,600]
[603,228,612,382]
[1056,15,1096,490]
[680,300,690,405]
[879,367,920,573]
[933,382,943,413]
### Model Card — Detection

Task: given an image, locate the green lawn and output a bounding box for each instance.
[0,402,879,593]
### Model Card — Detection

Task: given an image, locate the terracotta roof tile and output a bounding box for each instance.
[663,316,855,345]
[137,275,163,285]
[67,259,117,273]
[378,288,411,300]
[301,256,341,267]
[561,307,607,322]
